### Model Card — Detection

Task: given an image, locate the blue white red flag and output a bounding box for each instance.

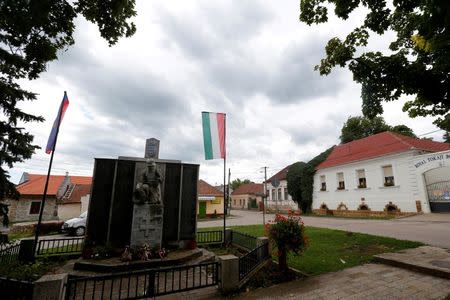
[45,92,69,154]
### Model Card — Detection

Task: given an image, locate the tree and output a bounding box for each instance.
[230,178,252,191]
[0,0,137,200]
[340,116,416,143]
[287,147,334,213]
[443,132,450,143]
[299,1,450,131]
[286,161,307,211]
[391,125,416,138]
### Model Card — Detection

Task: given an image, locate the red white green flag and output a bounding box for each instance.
[202,112,225,160]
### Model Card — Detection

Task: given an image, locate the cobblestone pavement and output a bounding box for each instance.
[158,263,450,300]
[234,263,450,300]
[198,210,450,249]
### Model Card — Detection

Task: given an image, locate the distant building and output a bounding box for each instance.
[197,180,224,218]
[266,166,298,210]
[313,132,450,214]
[231,183,264,210]
[57,183,91,220]
[5,172,91,223]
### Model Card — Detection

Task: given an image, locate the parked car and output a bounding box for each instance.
[61,211,87,236]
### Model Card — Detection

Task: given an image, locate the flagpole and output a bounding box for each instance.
[32,92,66,257]
[223,114,226,245]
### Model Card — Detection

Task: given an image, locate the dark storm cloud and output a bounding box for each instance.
[156,5,344,105]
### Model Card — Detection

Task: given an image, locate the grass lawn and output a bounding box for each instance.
[199,225,423,276]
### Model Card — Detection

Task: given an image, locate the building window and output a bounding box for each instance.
[233,199,236,205]
[337,172,345,190]
[320,175,326,191]
[382,165,395,186]
[284,187,288,200]
[266,190,269,198]
[277,188,282,201]
[272,189,276,201]
[357,169,367,188]
[29,201,41,215]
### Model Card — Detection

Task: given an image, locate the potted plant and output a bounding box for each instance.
[265,213,308,273]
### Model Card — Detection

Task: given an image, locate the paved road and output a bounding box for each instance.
[198,210,450,249]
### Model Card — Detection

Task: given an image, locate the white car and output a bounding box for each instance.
[61,211,87,236]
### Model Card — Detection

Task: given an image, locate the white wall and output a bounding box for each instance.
[313,150,427,213]
[81,194,90,213]
[266,179,297,208]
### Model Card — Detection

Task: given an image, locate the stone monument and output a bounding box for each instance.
[131,159,164,248]
[84,138,199,252]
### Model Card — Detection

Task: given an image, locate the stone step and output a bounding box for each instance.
[373,246,450,279]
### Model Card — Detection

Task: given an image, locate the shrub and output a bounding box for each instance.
[265,213,308,272]
[33,221,64,234]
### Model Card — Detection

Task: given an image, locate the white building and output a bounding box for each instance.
[313,132,450,213]
[266,165,298,210]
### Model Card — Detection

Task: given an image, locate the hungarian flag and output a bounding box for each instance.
[202,112,225,160]
[45,92,69,154]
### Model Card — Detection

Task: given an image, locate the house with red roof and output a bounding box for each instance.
[313,131,450,214]
[5,172,92,223]
[231,183,264,210]
[197,180,224,218]
[266,165,298,210]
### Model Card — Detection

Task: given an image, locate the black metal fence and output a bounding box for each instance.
[0,277,34,300]
[0,241,21,264]
[231,231,257,250]
[197,230,223,244]
[238,242,269,281]
[65,261,220,299]
[36,237,84,256]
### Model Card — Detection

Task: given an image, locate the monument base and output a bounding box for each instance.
[73,248,203,274]
[130,203,164,249]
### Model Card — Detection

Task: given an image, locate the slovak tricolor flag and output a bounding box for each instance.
[202,112,226,160]
[45,92,69,154]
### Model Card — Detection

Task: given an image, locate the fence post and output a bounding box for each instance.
[224,228,232,245]
[33,273,68,300]
[18,238,35,262]
[256,237,269,261]
[218,254,239,294]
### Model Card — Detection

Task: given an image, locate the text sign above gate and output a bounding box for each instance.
[414,153,450,168]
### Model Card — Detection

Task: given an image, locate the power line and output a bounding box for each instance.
[417,129,444,137]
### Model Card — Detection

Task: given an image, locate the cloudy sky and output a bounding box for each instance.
[10,0,445,185]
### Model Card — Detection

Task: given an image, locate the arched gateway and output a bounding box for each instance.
[413,151,450,213]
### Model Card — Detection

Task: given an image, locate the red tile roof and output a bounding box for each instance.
[231,183,263,196]
[61,184,92,204]
[198,180,223,197]
[317,131,450,170]
[16,174,92,196]
[267,165,291,182]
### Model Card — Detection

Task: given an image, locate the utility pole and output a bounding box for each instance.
[262,166,268,226]
[227,168,231,215]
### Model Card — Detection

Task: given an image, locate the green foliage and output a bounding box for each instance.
[287,147,334,213]
[286,162,306,209]
[299,0,450,131]
[340,116,416,144]
[0,256,66,281]
[443,132,450,143]
[0,0,136,200]
[266,214,308,272]
[230,178,252,191]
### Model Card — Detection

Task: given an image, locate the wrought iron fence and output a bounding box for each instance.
[197,230,223,244]
[0,277,34,300]
[426,181,450,202]
[65,261,220,299]
[0,241,21,264]
[238,242,269,281]
[36,237,84,256]
[231,231,257,250]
